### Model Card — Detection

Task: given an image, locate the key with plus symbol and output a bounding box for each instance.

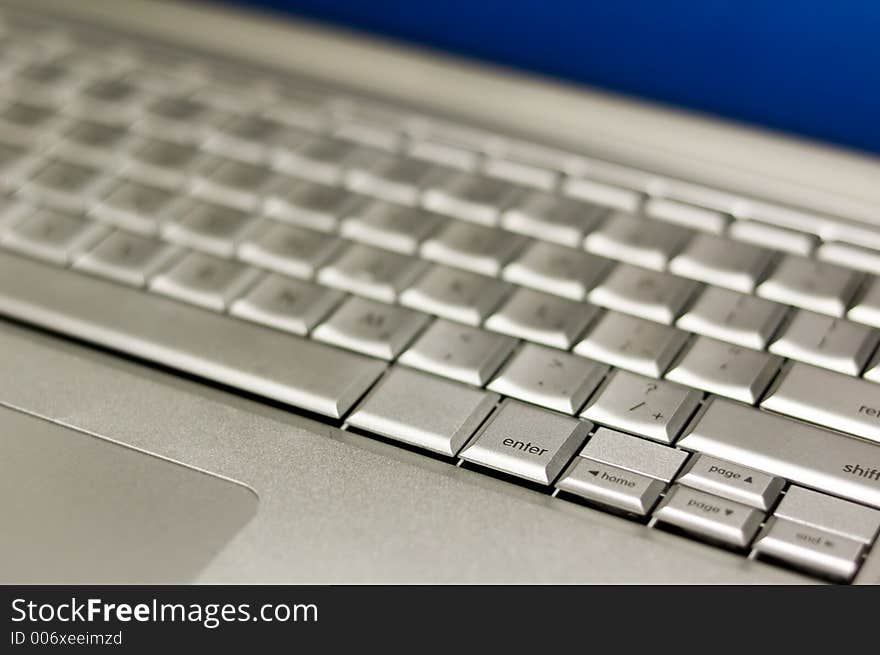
[582,369,701,443]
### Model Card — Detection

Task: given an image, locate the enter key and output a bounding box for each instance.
[761,361,880,445]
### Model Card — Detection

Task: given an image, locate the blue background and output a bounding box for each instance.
[229,1,880,156]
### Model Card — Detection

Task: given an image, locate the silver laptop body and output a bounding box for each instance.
[1,0,879,584]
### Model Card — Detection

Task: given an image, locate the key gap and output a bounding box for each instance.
[674,280,707,321]
[857,332,880,378]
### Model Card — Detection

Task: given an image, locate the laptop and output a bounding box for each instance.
[0,0,879,585]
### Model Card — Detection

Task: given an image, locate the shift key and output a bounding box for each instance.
[460,399,591,485]
[679,397,880,508]
[761,361,880,445]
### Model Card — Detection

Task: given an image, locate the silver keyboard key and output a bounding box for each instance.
[502,241,611,301]
[1,207,107,265]
[53,120,130,167]
[190,156,277,212]
[579,427,688,482]
[271,136,361,185]
[850,276,880,328]
[414,120,501,154]
[581,369,701,444]
[485,287,599,349]
[398,264,511,325]
[74,230,179,287]
[678,396,880,508]
[312,295,429,360]
[500,191,606,247]
[0,142,33,186]
[421,220,527,276]
[19,159,108,212]
[676,454,785,510]
[345,153,440,206]
[339,201,446,255]
[669,233,774,293]
[654,486,763,548]
[262,88,327,132]
[407,138,481,172]
[399,319,516,386]
[563,176,642,212]
[817,241,880,276]
[757,254,862,317]
[204,113,304,164]
[556,459,665,516]
[11,60,84,101]
[347,366,499,456]
[584,211,692,271]
[774,486,880,545]
[238,220,343,279]
[162,200,258,257]
[643,197,729,234]
[317,243,426,303]
[754,518,863,581]
[460,399,591,485]
[229,273,343,336]
[574,311,689,377]
[677,286,788,349]
[761,361,880,445]
[482,157,558,190]
[666,336,782,404]
[123,137,203,189]
[769,310,879,375]
[121,60,177,87]
[265,179,363,233]
[91,178,179,235]
[488,343,607,414]
[73,76,147,122]
[190,70,271,108]
[727,219,817,256]
[138,94,226,140]
[333,119,401,151]
[588,264,698,324]
[149,251,260,311]
[0,101,61,146]
[422,170,521,226]
[124,66,185,93]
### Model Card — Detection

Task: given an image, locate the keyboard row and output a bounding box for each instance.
[4,7,880,261]
[1,249,879,582]
[5,79,880,279]
[3,91,880,336]
[3,167,880,367]
[2,199,880,451]
[3,23,880,265]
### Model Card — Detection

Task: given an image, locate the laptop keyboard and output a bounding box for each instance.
[0,9,879,583]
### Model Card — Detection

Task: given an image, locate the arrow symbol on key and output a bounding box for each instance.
[724,509,734,516]
[588,470,599,477]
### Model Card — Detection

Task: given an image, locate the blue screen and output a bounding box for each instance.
[231,1,880,156]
